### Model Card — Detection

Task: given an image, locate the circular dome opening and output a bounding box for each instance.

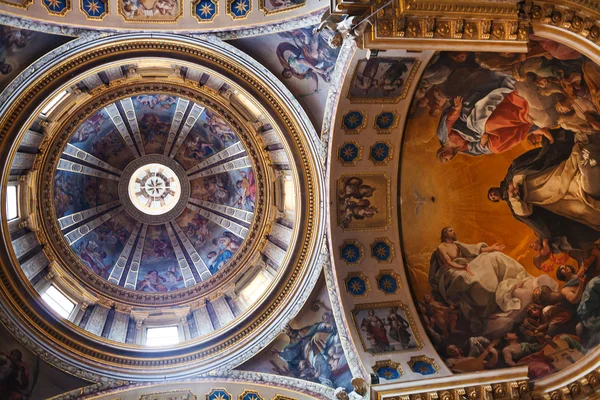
[128,163,181,216]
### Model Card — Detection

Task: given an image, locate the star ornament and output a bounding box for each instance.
[378,114,391,126]
[373,145,388,159]
[85,0,101,14]
[199,2,213,16]
[46,0,63,10]
[375,244,389,258]
[381,277,394,290]
[343,247,357,261]
[349,279,363,293]
[342,145,356,159]
[381,368,397,379]
[233,0,248,14]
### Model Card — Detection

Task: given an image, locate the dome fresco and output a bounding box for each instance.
[53,94,254,292]
[400,37,600,381]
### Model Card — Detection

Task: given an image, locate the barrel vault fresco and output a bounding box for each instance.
[401,34,600,381]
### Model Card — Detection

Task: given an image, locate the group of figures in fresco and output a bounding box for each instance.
[404,37,600,379]
[276,27,341,94]
[357,307,417,353]
[53,94,252,290]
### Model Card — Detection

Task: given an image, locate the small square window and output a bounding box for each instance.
[6,185,18,221]
[146,326,180,346]
[41,285,75,319]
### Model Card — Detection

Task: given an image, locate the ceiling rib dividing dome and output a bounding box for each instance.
[0,34,326,381]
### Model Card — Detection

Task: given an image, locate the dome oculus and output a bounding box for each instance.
[128,163,181,216]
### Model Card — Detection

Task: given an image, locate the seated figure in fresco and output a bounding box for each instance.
[488,128,600,253]
[436,74,554,162]
[445,337,499,373]
[430,227,546,333]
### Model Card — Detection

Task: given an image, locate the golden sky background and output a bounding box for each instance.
[399,112,573,300]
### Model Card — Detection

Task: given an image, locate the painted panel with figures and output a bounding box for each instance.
[133,94,178,154]
[237,276,353,393]
[53,171,119,218]
[348,57,419,103]
[337,174,390,231]
[230,26,340,130]
[190,168,256,213]
[137,224,184,292]
[71,211,137,280]
[68,108,136,170]
[0,27,69,92]
[175,208,242,275]
[174,109,241,171]
[401,36,600,380]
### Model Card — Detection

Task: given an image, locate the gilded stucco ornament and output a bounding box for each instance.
[0,33,326,380]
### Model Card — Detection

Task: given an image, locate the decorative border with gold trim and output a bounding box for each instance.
[36,83,269,306]
[0,0,33,9]
[350,300,424,355]
[259,0,305,16]
[42,0,71,16]
[0,36,321,377]
[344,271,370,297]
[373,110,400,134]
[337,173,392,232]
[239,389,263,400]
[140,389,198,400]
[116,0,184,23]
[347,58,420,104]
[192,0,218,23]
[80,0,109,20]
[375,269,401,295]
[338,141,363,166]
[407,355,440,376]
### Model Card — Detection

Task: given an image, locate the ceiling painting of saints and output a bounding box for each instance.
[401,35,600,380]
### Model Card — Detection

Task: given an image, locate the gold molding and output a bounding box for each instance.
[0,37,321,376]
[35,82,269,307]
[0,0,33,10]
[350,300,424,355]
[116,0,183,23]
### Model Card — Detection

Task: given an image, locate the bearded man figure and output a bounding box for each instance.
[430,227,548,333]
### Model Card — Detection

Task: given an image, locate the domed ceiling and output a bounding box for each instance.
[0,34,327,382]
[54,94,256,293]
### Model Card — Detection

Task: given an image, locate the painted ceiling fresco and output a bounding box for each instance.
[0,323,90,399]
[0,26,69,92]
[400,36,600,380]
[230,25,340,131]
[237,275,355,393]
[53,94,254,292]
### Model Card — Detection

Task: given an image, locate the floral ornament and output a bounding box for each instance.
[374,111,399,134]
[228,0,250,19]
[239,390,263,400]
[376,269,401,295]
[341,110,367,134]
[344,272,370,297]
[193,0,217,22]
[371,238,395,263]
[207,389,232,400]
[369,141,393,166]
[340,240,364,266]
[408,355,440,375]
[372,360,403,381]
[43,0,70,15]
[338,141,362,166]
[81,0,107,19]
